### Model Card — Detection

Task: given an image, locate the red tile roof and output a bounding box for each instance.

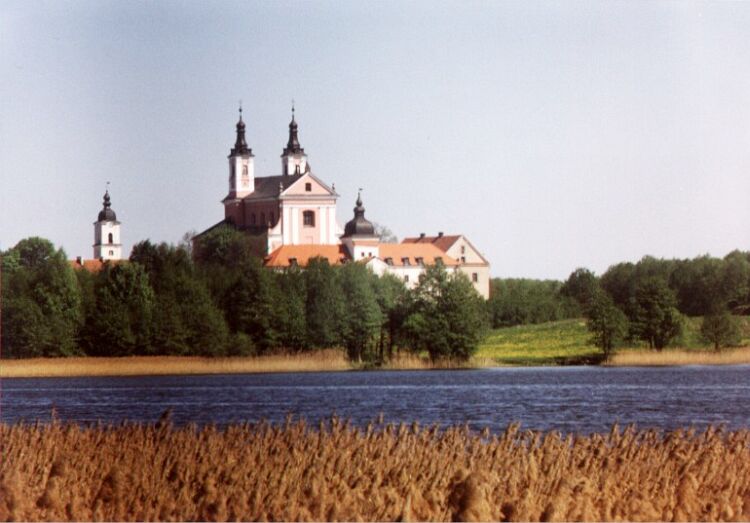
[402,234,461,253]
[264,244,349,268]
[377,243,458,267]
[69,259,107,272]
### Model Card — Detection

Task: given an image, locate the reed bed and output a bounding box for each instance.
[608,347,750,367]
[2,418,749,521]
[0,350,351,378]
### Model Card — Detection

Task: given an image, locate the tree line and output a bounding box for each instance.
[563,252,750,354]
[487,251,749,353]
[1,227,487,363]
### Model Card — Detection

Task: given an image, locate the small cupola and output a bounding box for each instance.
[343,191,376,237]
[97,190,117,222]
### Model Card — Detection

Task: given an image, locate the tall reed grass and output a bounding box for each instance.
[1,418,748,521]
[608,347,750,367]
[0,350,350,378]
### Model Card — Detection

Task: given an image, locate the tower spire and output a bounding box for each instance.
[283,103,303,155]
[231,104,251,156]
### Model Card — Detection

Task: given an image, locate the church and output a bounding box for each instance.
[195,108,491,299]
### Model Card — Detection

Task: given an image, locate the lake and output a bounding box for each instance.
[2,365,749,433]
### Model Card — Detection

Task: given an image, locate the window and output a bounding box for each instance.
[461,256,466,263]
[260,213,266,225]
[472,273,478,283]
[305,182,312,192]
[361,252,365,258]
[385,257,394,266]
[461,246,466,254]
[289,257,298,267]
[435,256,443,265]
[109,250,114,256]
[250,214,256,225]
[108,233,113,244]
[303,210,315,227]
[415,257,424,266]
[404,275,409,283]
[401,257,410,266]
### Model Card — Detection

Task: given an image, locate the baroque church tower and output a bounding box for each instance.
[93,190,122,260]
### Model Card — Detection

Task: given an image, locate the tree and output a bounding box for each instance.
[304,258,346,349]
[629,278,683,350]
[130,241,229,355]
[600,262,636,311]
[373,223,398,243]
[560,268,599,312]
[1,238,82,358]
[404,265,487,361]
[84,263,155,356]
[225,257,280,354]
[586,289,628,357]
[700,310,741,351]
[275,268,308,351]
[339,263,382,363]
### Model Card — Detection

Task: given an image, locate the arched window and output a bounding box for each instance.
[250,214,256,225]
[303,210,315,227]
[108,233,113,244]
[260,212,266,225]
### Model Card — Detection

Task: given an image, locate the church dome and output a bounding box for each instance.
[343,192,375,237]
[98,190,117,222]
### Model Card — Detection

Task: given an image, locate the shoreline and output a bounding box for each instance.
[1,347,750,378]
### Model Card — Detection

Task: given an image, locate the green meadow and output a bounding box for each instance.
[477,317,750,366]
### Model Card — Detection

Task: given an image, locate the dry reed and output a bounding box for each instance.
[608,347,750,367]
[0,350,351,378]
[1,418,749,521]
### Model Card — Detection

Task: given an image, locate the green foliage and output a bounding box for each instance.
[1,238,82,357]
[225,257,280,354]
[488,278,579,328]
[339,263,382,363]
[304,258,346,349]
[586,289,628,356]
[274,269,308,351]
[84,263,155,356]
[700,311,741,351]
[404,265,487,361]
[560,268,599,312]
[629,278,683,350]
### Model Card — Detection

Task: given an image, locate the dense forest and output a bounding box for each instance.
[2,227,748,361]
[0,226,486,363]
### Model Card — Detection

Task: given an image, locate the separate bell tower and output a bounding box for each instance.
[93,189,122,260]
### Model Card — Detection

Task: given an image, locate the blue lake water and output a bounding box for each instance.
[1,366,749,433]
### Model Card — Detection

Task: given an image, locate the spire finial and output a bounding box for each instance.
[291,99,295,121]
[356,188,363,208]
[239,100,243,121]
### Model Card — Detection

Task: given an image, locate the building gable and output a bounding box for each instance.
[281,172,337,197]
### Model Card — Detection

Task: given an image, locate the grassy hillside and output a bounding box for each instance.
[477,316,750,366]
[477,319,601,365]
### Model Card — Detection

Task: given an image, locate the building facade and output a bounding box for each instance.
[196,109,491,298]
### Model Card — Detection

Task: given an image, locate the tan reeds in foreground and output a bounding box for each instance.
[0,350,351,378]
[607,347,750,367]
[1,419,749,521]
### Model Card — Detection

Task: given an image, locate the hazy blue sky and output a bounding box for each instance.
[1,1,748,279]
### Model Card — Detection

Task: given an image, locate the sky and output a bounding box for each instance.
[1,1,749,280]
